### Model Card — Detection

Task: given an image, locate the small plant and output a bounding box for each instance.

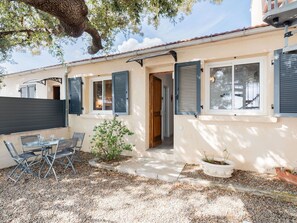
[91,117,134,161]
[202,148,230,165]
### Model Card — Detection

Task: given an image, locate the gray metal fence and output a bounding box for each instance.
[0,97,66,134]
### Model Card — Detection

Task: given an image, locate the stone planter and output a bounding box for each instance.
[275,167,297,186]
[200,158,234,178]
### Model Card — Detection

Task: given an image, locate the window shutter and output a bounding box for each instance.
[68,77,83,115]
[175,61,201,115]
[112,71,129,115]
[274,49,297,116]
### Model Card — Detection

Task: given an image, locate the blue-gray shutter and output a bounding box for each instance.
[112,71,129,115]
[68,77,83,115]
[274,49,297,116]
[175,61,201,115]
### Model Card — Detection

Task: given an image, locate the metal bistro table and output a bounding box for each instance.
[22,138,61,177]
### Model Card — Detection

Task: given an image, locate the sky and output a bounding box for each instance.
[1,0,252,73]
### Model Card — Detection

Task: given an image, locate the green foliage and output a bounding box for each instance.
[0,0,223,62]
[91,117,134,161]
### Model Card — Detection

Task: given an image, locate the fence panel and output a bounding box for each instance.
[0,97,66,134]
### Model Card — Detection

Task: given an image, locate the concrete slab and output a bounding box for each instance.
[116,157,186,182]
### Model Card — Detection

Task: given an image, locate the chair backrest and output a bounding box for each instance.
[56,138,78,154]
[20,134,40,147]
[4,141,20,160]
[72,132,85,149]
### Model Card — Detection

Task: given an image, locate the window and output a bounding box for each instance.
[206,58,264,115]
[90,71,129,115]
[175,61,201,115]
[92,78,112,111]
[20,85,36,98]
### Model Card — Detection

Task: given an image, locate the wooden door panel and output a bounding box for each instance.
[150,75,162,148]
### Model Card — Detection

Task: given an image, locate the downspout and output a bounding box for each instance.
[64,64,70,127]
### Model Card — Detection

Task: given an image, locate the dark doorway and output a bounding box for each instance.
[53,86,60,100]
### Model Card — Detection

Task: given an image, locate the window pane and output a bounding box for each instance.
[178,65,197,113]
[93,81,102,110]
[20,87,27,98]
[28,85,35,98]
[103,80,112,110]
[234,63,260,110]
[210,66,232,110]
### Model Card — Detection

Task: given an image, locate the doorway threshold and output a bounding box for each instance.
[148,136,173,154]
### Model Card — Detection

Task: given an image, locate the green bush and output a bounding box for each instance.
[91,117,134,161]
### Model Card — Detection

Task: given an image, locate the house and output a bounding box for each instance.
[1,1,297,173]
[0,65,66,100]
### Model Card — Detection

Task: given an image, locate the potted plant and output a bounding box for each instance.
[200,149,234,178]
[275,167,297,186]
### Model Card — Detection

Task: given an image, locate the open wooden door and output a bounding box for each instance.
[149,75,162,148]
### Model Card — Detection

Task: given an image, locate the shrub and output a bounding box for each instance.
[91,117,134,161]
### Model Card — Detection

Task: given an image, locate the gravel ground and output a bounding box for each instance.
[181,164,297,196]
[0,152,297,223]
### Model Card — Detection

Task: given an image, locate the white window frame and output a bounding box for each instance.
[20,84,36,98]
[205,57,266,116]
[89,76,113,114]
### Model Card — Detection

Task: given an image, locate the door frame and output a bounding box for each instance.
[149,74,162,148]
[162,85,170,139]
[149,72,172,148]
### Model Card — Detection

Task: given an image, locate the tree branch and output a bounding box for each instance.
[0,28,49,37]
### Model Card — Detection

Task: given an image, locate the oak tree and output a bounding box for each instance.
[0,0,222,63]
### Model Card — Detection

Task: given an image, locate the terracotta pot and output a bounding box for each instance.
[275,167,297,186]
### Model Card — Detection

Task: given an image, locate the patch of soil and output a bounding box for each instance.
[202,159,229,165]
[182,164,297,195]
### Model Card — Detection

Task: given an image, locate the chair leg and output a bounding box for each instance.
[65,156,76,174]
[7,163,22,183]
[44,157,58,181]
[7,160,30,183]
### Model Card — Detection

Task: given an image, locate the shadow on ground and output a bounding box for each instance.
[0,152,296,223]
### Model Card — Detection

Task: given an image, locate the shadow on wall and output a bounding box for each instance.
[175,116,297,172]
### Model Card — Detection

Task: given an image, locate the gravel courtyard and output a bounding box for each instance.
[0,152,297,223]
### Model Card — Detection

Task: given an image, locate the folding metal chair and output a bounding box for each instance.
[71,132,85,162]
[4,141,38,183]
[20,134,44,153]
[41,138,77,181]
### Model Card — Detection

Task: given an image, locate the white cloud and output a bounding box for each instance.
[117,37,164,53]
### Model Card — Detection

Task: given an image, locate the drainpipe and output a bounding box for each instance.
[64,64,70,127]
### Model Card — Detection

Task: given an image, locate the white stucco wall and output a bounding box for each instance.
[251,0,266,26]
[0,128,69,169]
[0,67,66,99]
